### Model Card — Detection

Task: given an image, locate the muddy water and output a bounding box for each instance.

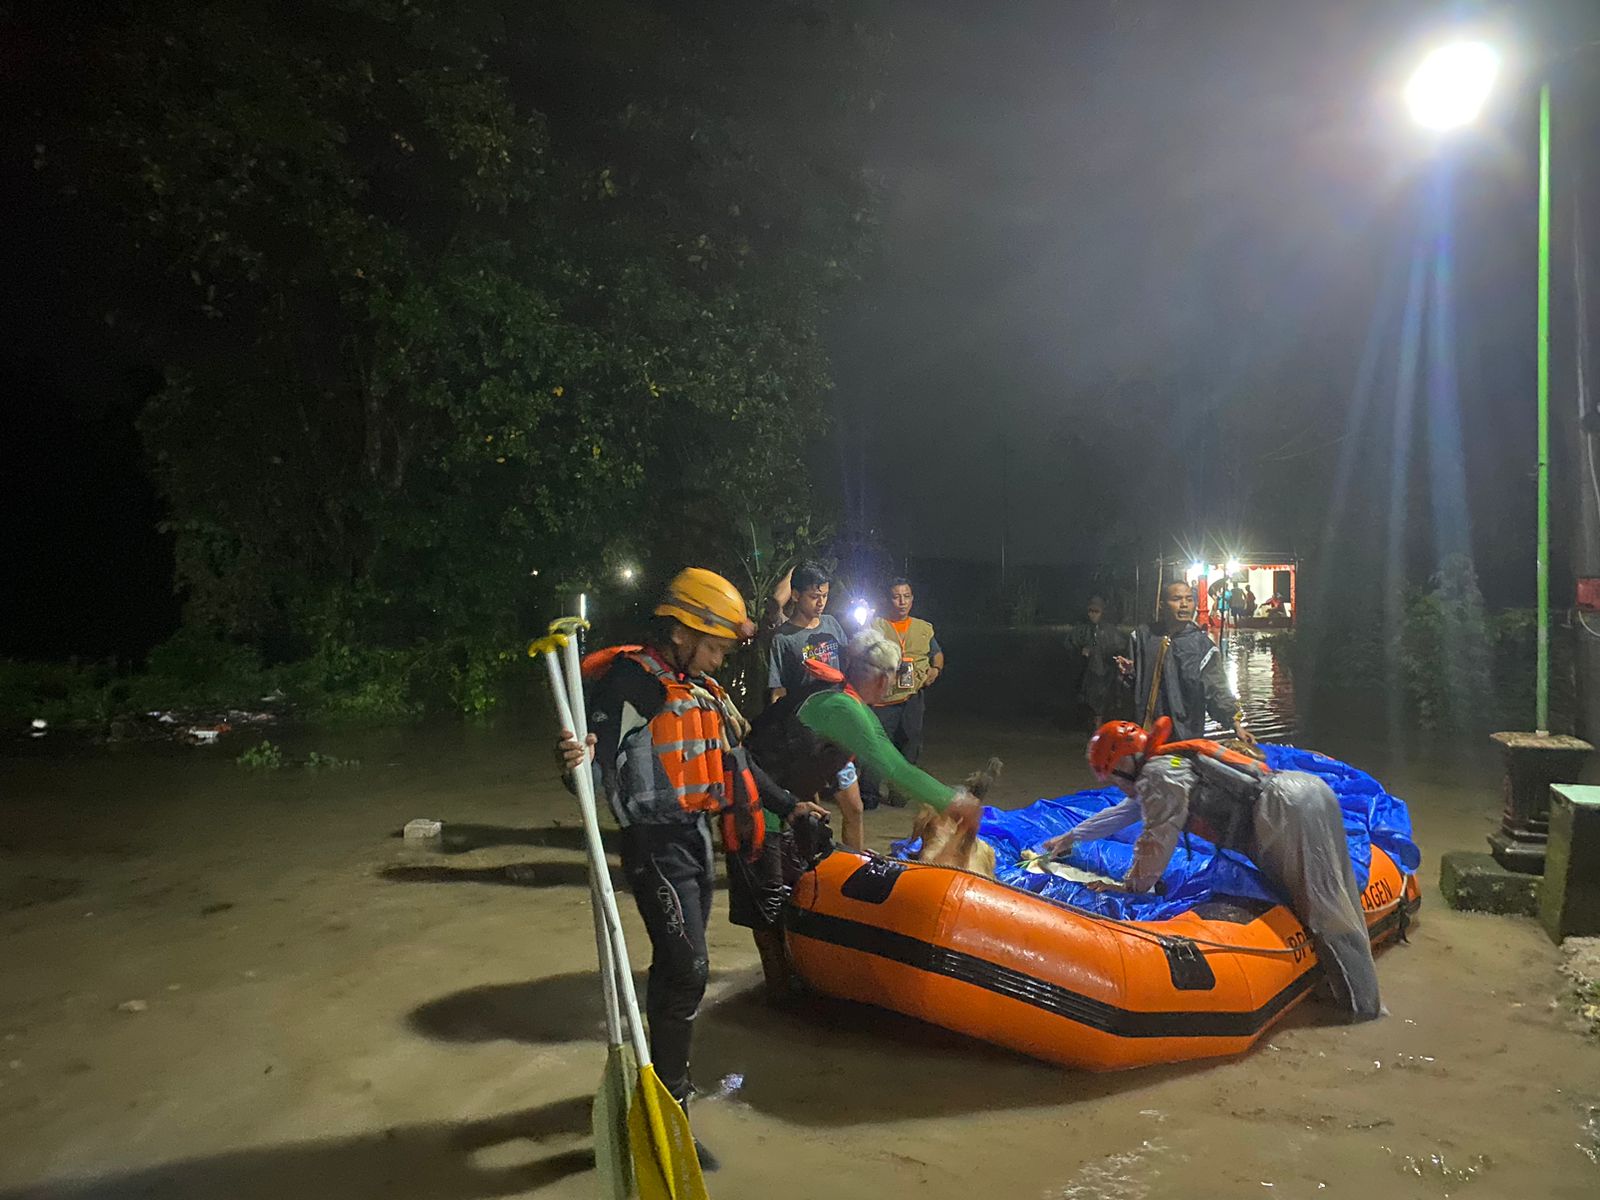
[0,714,1596,1200]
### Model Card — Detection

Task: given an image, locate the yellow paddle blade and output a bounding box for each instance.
[527,633,568,658]
[627,1066,709,1200]
[594,1044,639,1200]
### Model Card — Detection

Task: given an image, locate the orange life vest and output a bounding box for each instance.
[581,644,765,859]
[1155,737,1272,775]
[1146,733,1272,851]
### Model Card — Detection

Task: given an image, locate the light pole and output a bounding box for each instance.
[1403,41,1551,734]
[1406,40,1596,883]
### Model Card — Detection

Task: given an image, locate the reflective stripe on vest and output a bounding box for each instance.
[1156,738,1270,851]
[1158,738,1271,781]
[614,648,766,858]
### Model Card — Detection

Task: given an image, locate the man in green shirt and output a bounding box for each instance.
[747,626,978,831]
[740,626,978,1002]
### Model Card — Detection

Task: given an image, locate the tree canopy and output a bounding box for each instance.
[25,0,880,709]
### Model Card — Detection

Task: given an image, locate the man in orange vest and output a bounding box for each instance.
[862,577,944,808]
[556,569,827,1168]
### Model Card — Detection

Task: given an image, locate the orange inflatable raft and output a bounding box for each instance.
[785,848,1420,1071]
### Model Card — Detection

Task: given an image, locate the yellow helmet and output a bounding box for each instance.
[656,568,756,641]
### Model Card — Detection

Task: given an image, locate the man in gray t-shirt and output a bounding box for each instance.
[766,562,850,702]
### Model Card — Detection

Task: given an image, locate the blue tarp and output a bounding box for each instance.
[892,745,1421,923]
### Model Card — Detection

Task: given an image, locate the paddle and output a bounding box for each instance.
[533,626,710,1200]
[554,627,637,1199]
[589,888,639,1199]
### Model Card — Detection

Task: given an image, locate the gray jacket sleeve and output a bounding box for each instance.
[1123,756,1196,892]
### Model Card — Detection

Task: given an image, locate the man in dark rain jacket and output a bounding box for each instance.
[1119,580,1252,742]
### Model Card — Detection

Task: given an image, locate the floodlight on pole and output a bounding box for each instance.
[1403,41,1499,130]
[1399,36,1550,731]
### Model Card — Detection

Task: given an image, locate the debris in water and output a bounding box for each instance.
[403,819,443,839]
[30,718,46,737]
[1391,1053,1444,1075]
[1577,1104,1600,1166]
[504,864,537,883]
[707,1073,744,1101]
[115,1000,147,1014]
[1397,1151,1493,1193]
[1050,1137,1182,1199]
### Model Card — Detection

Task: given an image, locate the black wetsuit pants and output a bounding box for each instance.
[619,821,714,1105]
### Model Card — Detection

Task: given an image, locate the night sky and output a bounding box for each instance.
[4,0,1599,659]
[835,0,1596,576]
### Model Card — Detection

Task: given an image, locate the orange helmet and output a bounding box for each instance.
[655,568,756,641]
[1087,720,1151,781]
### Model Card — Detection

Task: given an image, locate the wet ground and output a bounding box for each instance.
[1,661,1598,1198]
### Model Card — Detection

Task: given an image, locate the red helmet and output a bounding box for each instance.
[1087,720,1151,781]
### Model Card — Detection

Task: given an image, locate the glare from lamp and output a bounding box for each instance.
[1404,41,1498,131]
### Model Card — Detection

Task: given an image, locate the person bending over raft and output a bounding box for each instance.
[1039,719,1383,1021]
[747,627,982,851]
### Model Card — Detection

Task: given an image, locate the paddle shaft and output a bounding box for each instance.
[542,648,653,1066]
[546,633,629,1047]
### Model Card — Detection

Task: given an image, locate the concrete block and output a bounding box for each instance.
[1440,850,1540,917]
[1541,785,1600,943]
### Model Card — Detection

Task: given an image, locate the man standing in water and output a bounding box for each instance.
[1119,580,1250,742]
[766,561,863,843]
[555,569,827,1170]
[767,562,850,703]
[862,578,944,808]
[1065,595,1118,732]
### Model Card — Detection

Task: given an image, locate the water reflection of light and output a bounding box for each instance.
[1210,632,1297,741]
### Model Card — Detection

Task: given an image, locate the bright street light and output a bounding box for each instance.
[1400,35,1552,732]
[619,565,637,584]
[1226,558,1243,576]
[1404,41,1499,130]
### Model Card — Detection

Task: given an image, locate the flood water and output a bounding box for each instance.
[1221,630,1297,741]
[1,697,1597,1199]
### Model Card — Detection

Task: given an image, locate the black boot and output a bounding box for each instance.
[693,1137,721,1172]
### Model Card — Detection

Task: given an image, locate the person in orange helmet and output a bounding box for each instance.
[1038,719,1382,1022]
[556,568,827,1169]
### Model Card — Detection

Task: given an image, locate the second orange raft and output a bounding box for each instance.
[785,847,1420,1071]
